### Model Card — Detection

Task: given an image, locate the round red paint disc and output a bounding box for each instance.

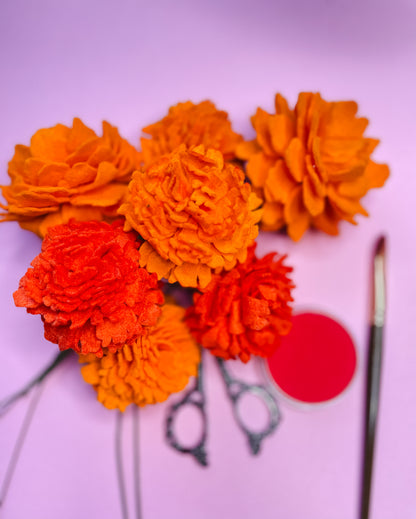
[266,312,357,404]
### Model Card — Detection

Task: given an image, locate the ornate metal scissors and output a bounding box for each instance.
[165,351,281,466]
[165,360,209,466]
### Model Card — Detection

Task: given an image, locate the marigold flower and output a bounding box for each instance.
[141,101,243,166]
[119,144,262,288]
[80,303,200,411]
[1,118,142,237]
[237,93,390,241]
[13,220,163,357]
[186,244,294,363]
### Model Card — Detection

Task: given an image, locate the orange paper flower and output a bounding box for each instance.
[237,93,390,241]
[186,244,294,363]
[119,144,262,288]
[1,118,142,237]
[141,101,243,166]
[14,220,163,357]
[80,303,200,411]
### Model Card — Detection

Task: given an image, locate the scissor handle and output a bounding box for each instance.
[165,360,209,467]
[216,358,281,455]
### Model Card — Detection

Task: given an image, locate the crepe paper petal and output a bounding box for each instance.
[245,152,275,189]
[80,304,200,411]
[312,202,340,236]
[364,161,390,190]
[141,100,243,166]
[13,220,163,357]
[120,144,262,289]
[0,119,142,237]
[261,202,285,231]
[237,92,390,239]
[186,244,294,363]
[264,161,297,204]
[303,175,325,216]
[236,140,260,161]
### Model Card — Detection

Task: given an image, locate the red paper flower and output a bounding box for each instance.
[186,244,294,362]
[14,220,164,357]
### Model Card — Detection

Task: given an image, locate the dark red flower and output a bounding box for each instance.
[14,220,164,357]
[186,244,294,362]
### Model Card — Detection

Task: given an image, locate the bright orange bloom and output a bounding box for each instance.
[80,303,200,411]
[14,220,163,357]
[119,144,262,288]
[186,244,294,363]
[237,93,390,241]
[1,118,142,237]
[141,101,243,166]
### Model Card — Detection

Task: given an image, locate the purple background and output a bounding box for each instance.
[1,0,415,517]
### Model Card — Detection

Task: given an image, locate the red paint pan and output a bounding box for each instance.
[264,312,357,406]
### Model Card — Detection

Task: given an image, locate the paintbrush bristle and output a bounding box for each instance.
[373,235,386,327]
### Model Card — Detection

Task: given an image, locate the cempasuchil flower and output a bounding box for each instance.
[119,144,262,288]
[1,118,142,237]
[237,92,390,241]
[186,244,294,363]
[80,303,200,411]
[141,100,243,166]
[13,220,163,357]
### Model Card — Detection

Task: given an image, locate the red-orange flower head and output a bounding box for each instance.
[13,220,164,357]
[141,100,243,167]
[186,244,294,363]
[119,144,262,289]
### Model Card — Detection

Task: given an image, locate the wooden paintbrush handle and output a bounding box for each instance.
[360,324,384,519]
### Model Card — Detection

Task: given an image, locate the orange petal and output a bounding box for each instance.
[251,108,275,157]
[246,152,274,189]
[284,137,307,182]
[67,118,98,152]
[274,94,292,116]
[321,102,368,139]
[236,140,260,160]
[326,159,366,182]
[327,185,368,217]
[264,161,297,204]
[284,185,310,241]
[30,125,69,162]
[71,183,126,207]
[303,176,325,216]
[37,162,71,187]
[312,202,340,236]
[337,176,368,198]
[287,213,310,242]
[305,155,326,197]
[261,201,284,230]
[363,161,390,189]
[269,114,295,155]
[295,93,320,146]
[37,205,104,237]
[139,242,172,279]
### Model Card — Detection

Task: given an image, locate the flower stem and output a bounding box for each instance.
[0,350,72,416]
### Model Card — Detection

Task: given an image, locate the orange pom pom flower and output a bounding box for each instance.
[186,244,294,363]
[141,100,243,166]
[119,144,262,288]
[237,93,390,241]
[14,220,163,357]
[1,118,142,237]
[80,303,200,411]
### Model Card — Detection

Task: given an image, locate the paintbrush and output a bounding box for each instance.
[359,235,387,519]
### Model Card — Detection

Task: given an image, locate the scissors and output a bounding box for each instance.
[165,351,281,466]
[165,359,209,466]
